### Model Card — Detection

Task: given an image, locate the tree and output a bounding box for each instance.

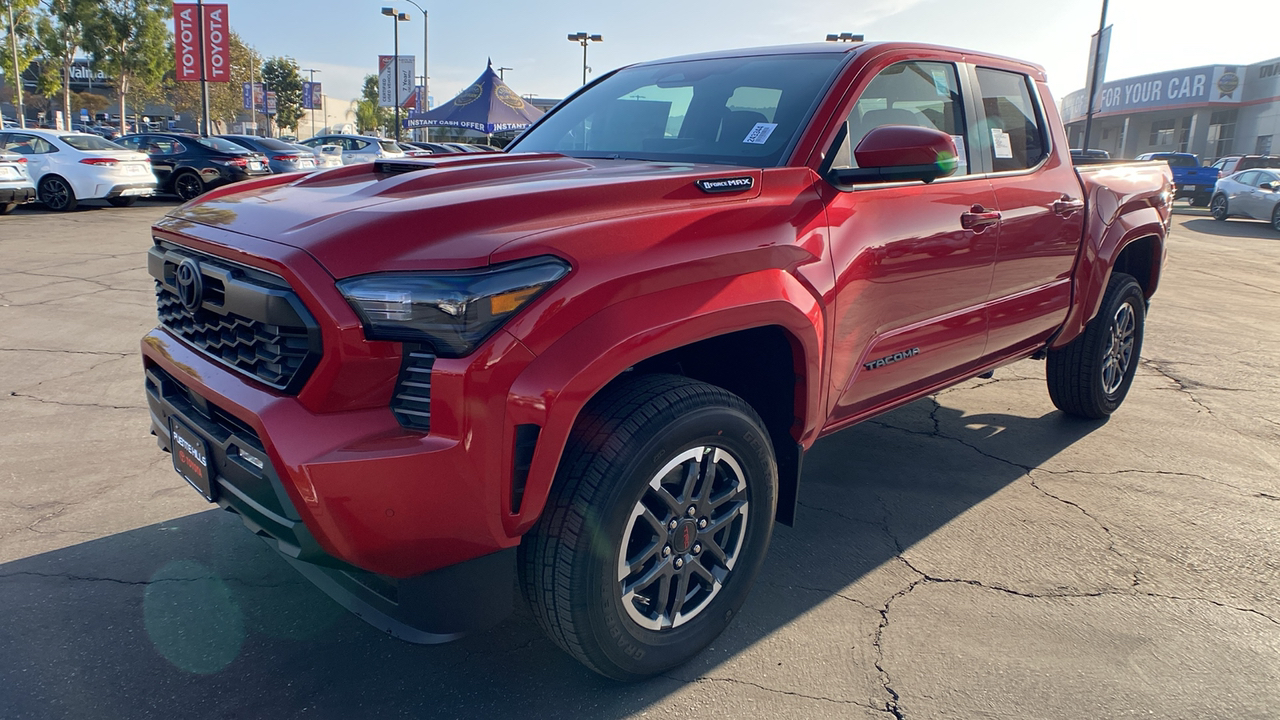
[80,0,170,135]
[260,56,303,133]
[352,74,391,136]
[167,31,256,132]
[1,0,41,125]
[36,0,92,129]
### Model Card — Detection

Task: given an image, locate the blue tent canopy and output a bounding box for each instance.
[405,62,544,133]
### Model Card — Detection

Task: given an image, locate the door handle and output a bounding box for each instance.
[961,205,1001,230]
[1053,197,1085,216]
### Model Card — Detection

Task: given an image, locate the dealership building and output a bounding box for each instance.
[1060,56,1280,161]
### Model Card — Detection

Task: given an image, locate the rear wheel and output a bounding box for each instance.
[39,176,77,212]
[107,196,138,207]
[519,374,777,680]
[173,171,204,201]
[1272,205,1280,233]
[1210,194,1229,221]
[1046,272,1145,419]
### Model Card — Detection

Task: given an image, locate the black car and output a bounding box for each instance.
[218,134,319,174]
[115,132,271,200]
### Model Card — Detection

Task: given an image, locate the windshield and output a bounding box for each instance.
[1163,155,1198,167]
[59,134,124,152]
[510,53,846,167]
[195,136,251,154]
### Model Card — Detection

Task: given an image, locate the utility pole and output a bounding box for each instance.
[196,0,211,136]
[497,66,512,80]
[7,3,25,128]
[1082,0,1109,152]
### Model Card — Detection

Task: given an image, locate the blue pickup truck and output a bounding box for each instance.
[1137,152,1219,206]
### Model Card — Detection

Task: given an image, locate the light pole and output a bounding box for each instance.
[382,7,410,141]
[497,66,512,81]
[400,0,429,140]
[567,32,602,86]
[301,67,321,139]
[825,32,864,42]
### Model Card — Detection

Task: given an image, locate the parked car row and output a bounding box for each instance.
[0,129,503,213]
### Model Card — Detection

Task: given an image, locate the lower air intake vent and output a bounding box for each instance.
[392,345,435,431]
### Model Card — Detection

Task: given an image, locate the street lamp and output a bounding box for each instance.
[300,67,321,138]
[399,0,430,141]
[567,32,602,86]
[497,66,513,81]
[381,7,411,141]
[825,32,864,42]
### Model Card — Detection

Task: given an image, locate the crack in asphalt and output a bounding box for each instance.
[666,675,888,711]
[796,500,882,528]
[1142,359,1217,415]
[8,390,145,411]
[0,347,134,358]
[1026,475,1141,588]
[1187,268,1280,297]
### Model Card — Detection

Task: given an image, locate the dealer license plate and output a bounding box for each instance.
[249,161,264,171]
[170,417,215,502]
[123,163,148,175]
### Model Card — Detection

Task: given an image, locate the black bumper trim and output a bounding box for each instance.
[0,187,35,204]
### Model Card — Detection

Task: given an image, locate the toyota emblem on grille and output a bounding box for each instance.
[175,258,204,311]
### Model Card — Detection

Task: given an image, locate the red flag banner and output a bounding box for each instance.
[173,3,200,82]
[202,4,230,83]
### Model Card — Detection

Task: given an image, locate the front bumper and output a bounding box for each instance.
[143,351,515,641]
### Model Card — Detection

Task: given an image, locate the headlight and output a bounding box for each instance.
[337,256,570,357]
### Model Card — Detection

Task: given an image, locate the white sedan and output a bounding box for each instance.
[0,128,156,211]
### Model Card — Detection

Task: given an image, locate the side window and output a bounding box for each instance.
[1235,171,1259,186]
[975,67,1048,173]
[116,136,140,151]
[4,134,48,154]
[829,61,970,176]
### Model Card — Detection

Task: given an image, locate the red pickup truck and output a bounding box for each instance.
[142,42,1171,680]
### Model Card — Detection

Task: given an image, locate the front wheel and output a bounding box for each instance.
[1046,272,1145,419]
[1210,194,1229,221]
[519,374,777,680]
[1272,205,1280,233]
[39,176,77,212]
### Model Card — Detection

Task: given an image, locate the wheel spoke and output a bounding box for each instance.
[622,554,670,597]
[681,449,706,503]
[667,570,691,623]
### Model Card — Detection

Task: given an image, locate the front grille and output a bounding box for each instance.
[149,243,322,393]
[392,345,435,431]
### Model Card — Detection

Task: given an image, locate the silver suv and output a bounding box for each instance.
[0,152,36,214]
[298,134,405,165]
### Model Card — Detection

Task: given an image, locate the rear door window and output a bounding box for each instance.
[974,67,1048,173]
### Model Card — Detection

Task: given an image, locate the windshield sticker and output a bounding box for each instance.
[949,135,968,170]
[931,70,949,96]
[991,129,1014,159]
[743,123,778,144]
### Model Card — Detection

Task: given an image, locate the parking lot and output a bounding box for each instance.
[1,199,1278,719]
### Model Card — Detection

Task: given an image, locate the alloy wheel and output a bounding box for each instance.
[617,445,749,631]
[1101,301,1136,396]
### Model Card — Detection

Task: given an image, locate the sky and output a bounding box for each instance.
[226,0,1276,109]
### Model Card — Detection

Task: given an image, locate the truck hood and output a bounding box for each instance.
[159,152,763,278]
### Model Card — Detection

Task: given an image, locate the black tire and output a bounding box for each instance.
[0,202,16,215]
[107,196,138,207]
[1046,272,1145,419]
[519,374,777,680]
[173,171,204,201]
[1190,194,1209,208]
[1272,204,1280,233]
[1210,194,1229,221]
[38,175,77,212]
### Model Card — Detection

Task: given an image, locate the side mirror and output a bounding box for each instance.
[1260,182,1276,192]
[830,125,959,186]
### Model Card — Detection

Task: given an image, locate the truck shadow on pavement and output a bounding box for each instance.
[0,394,1103,719]
[1178,217,1278,239]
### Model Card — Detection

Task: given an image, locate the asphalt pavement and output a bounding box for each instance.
[1,198,1277,719]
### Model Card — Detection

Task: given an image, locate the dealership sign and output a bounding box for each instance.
[378,55,416,108]
[173,3,230,83]
[1062,64,1242,124]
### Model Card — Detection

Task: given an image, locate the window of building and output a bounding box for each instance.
[1208,109,1238,158]
[1257,135,1273,155]
[1148,119,1176,146]
[1178,116,1193,152]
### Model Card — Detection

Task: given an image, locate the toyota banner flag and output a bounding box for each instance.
[173,3,230,82]
[302,82,322,110]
